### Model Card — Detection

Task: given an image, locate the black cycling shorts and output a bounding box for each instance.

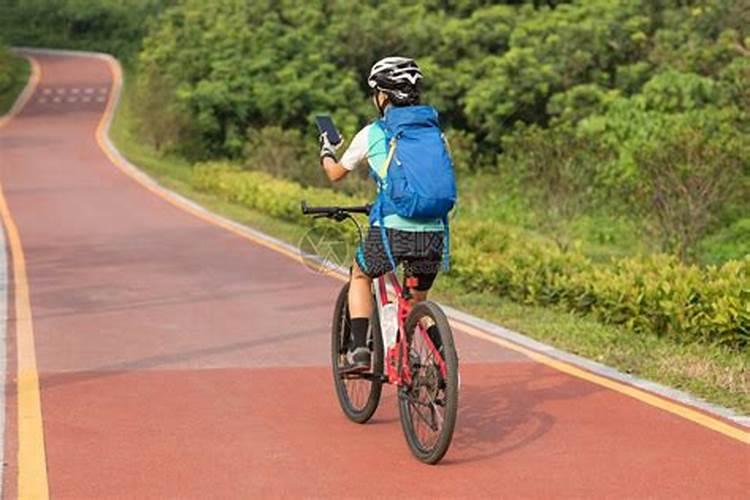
[355,227,444,291]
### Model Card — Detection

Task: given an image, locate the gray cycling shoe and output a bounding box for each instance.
[343,346,371,373]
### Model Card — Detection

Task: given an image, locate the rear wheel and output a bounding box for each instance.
[398,301,459,464]
[331,283,384,423]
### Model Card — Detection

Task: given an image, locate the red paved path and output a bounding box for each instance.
[0,52,747,498]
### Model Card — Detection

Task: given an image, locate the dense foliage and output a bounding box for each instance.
[0,46,17,99]
[132,0,749,260]
[0,0,172,58]
[0,44,29,114]
[194,163,749,350]
[133,1,749,147]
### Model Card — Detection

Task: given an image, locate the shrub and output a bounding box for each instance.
[192,163,750,350]
[134,67,193,154]
[634,120,746,259]
[192,162,367,243]
[243,127,316,186]
[0,47,14,95]
[699,218,750,264]
[0,0,168,59]
[501,124,614,250]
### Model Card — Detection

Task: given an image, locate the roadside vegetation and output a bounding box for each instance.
[3,0,748,412]
[0,45,30,115]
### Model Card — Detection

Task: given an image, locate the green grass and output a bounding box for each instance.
[110,70,749,415]
[109,72,310,245]
[432,279,748,412]
[0,49,30,116]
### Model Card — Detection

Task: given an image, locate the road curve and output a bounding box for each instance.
[0,51,747,498]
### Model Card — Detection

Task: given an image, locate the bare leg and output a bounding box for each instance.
[347,261,374,355]
[349,260,373,319]
[409,288,441,348]
[410,289,428,305]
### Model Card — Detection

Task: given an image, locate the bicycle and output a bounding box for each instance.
[301,201,459,464]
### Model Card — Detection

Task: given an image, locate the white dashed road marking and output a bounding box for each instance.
[26,86,109,107]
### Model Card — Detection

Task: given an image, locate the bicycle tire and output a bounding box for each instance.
[398,301,459,464]
[331,283,384,423]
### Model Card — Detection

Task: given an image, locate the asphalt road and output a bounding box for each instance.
[0,51,747,499]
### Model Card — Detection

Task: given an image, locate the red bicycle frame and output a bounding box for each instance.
[375,273,447,386]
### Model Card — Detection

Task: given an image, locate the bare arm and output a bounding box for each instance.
[320,126,367,183]
[321,156,350,182]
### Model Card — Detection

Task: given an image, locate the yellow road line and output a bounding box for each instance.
[95,58,318,271]
[93,56,749,445]
[0,57,50,499]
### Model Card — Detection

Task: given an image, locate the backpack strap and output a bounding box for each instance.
[372,124,399,273]
[372,192,398,273]
[441,215,451,271]
[382,137,397,175]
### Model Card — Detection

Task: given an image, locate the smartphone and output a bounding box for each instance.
[315,115,342,146]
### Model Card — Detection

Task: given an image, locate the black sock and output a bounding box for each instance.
[350,318,369,349]
[427,325,442,350]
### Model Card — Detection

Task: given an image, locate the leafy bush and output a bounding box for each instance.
[0,44,29,114]
[500,124,614,250]
[699,218,750,265]
[193,164,750,350]
[133,66,194,154]
[0,0,170,59]
[192,162,367,242]
[634,123,746,259]
[243,127,316,185]
[0,46,15,96]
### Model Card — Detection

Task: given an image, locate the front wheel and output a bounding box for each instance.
[331,283,384,423]
[398,301,459,464]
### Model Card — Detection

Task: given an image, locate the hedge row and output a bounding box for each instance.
[193,163,749,349]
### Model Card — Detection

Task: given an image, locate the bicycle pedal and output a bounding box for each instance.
[338,365,368,376]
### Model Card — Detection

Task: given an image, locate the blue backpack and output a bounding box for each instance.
[371,105,457,270]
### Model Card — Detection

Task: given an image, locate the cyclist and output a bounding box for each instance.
[319,57,448,372]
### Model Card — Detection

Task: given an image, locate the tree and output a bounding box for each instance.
[635,119,747,260]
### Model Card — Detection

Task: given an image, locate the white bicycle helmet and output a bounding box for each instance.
[368,56,423,104]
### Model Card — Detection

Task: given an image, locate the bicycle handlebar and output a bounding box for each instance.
[300,201,370,217]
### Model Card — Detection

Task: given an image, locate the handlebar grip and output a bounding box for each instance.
[300,201,337,215]
[300,200,371,216]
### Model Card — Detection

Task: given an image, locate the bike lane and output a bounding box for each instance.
[0,51,747,498]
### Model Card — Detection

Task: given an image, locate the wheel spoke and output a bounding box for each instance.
[403,314,449,450]
[332,285,382,425]
[398,302,457,464]
[339,315,375,412]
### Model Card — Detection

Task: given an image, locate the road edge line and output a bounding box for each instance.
[0,55,50,500]
[0,182,6,500]
[19,48,748,442]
